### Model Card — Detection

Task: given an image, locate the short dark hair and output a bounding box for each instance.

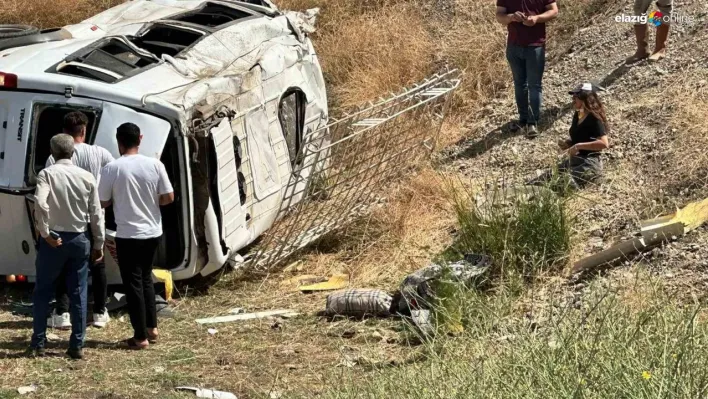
[63,112,89,137]
[116,123,141,149]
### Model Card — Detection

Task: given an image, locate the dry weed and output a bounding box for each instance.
[0,0,123,28]
[666,77,708,191]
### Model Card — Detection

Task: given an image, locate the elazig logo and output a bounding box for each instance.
[615,12,695,25]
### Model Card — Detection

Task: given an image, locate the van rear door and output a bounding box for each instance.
[0,92,103,190]
[0,92,172,280]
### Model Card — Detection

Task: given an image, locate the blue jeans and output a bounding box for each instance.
[506,45,546,125]
[31,231,90,350]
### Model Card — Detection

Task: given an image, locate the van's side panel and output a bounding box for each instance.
[0,195,37,277]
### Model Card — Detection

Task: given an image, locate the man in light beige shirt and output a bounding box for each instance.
[29,134,104,360]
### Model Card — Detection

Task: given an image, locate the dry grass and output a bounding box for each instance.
[0,0,123,28]
[666,75,708,192]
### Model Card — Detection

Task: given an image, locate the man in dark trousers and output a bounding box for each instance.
[29,134,104,359]
[496,0,558,138]
[47,112,114,330]
[98,123,174,349]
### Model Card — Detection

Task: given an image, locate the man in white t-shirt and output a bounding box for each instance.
[98,122,174,350]
[45,112,114,331]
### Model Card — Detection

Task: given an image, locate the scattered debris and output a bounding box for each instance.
[153,366,165,373]
[338,329,356,339]
[195,310,300,325]
[106,293,126,312]
[411,309,433,334]
[228,308,244,315]
[152,269,174,301]
[571,207,699,275]
[338,354,358,368]
[269,391,282,399]
[299,273,349,292]
[17,385,37,395]
[398,254,491,316]
[107,292,175,317]
[176,387,237,399]
[324,289,393,318]
[282,260,303,273]
[207,328,218,335]
[280,275,326,288]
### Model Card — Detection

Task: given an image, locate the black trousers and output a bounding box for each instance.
[115,237,160,341]
[55,261,107,315]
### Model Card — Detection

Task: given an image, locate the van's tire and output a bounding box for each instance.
[0,25,39,40]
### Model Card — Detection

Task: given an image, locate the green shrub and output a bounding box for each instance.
[448,183,571,281]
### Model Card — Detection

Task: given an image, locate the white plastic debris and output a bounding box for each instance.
[176,387,237,399]
[18,385,37,395]
[195,310,299,325]
[208,328,218,335]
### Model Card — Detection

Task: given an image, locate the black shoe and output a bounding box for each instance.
[509,121,526,133]
[67,348,83,360]
[525,124,539,138]
[25,346,46,358]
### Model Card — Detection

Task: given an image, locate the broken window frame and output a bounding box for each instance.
[25,103,102,186]
[278,88,307,170]
[51,36,162,83]
[131,22,209,59]
[163,2,259,30]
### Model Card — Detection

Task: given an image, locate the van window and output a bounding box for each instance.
[278,89,306,169]
[27,104,99,185]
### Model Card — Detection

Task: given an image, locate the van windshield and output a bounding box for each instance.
[26,104,100,185]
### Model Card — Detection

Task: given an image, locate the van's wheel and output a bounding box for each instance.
[0,25,39,40]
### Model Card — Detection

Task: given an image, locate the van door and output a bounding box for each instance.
[94,102,172,159]
[208,118,249,251]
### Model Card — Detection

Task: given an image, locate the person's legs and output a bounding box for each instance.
[49,272,72,331]
[116,238,148,342]
[506,44,529,126]
[31,239,67,350]
[63,232,90,351]
[54,274,69,315]
[627,0,652,63]
[648,22,670,62]
[525,46,546,129]
[569,156,603,187]
[90,261,108,314]
[139,238,160,336]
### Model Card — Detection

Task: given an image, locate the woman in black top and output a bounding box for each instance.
[555,83,610,187]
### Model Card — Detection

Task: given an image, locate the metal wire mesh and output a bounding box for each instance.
[247,70,461,270]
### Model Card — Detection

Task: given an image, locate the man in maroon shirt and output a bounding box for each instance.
[496,0,558,138]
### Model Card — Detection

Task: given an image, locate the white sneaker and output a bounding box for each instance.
[92,309,110,328]
[47,312,71,330]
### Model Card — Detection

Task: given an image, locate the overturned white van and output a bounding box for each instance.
[0,0,328,284]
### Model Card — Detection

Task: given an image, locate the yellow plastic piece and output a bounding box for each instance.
[298,273,349,292]
[671,197,708,233]
[153,269,174,301]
